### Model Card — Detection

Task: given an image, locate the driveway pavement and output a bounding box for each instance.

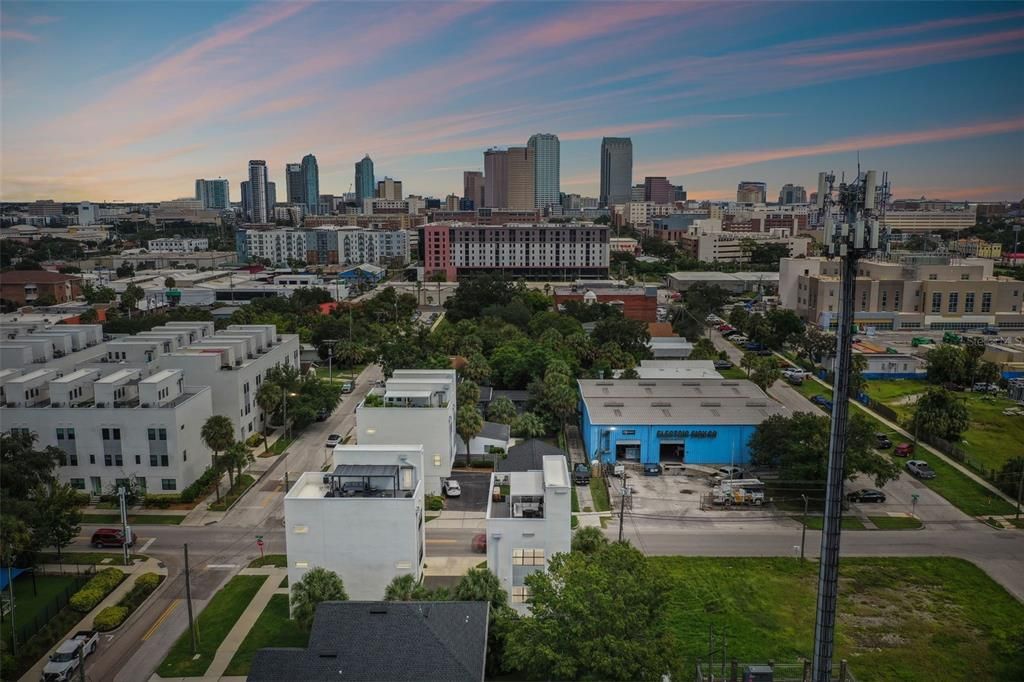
[442,470,491,512]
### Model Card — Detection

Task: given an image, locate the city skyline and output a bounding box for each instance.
[1,1,1023,202]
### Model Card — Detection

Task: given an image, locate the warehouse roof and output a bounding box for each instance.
[578,378,786,425]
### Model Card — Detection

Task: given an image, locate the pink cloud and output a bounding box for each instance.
[1,29,39,42]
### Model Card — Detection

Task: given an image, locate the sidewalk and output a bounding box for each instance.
[201,568,287,680]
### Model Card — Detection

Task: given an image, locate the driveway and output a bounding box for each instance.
[443,470,491,512]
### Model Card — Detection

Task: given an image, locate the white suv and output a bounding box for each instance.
[442,479,462,497]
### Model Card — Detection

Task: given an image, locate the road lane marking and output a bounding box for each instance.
[142,600,180,641]
[139,537,156,553]
[207,564,238,569]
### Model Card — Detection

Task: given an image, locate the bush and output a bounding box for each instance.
[469,460,495,468]
[180,466,221,503]
[72,492,92,506]
[427,495,444,511]
[93,606,129,631]
[143,494,178,508]
[246,433,264,448]
[69,568,124,612]
[135,572,161,591]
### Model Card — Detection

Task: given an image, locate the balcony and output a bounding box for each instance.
[488,472,545,519]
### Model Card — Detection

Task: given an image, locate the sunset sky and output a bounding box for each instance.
[1,1,1022,203]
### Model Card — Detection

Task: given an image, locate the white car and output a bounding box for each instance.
[783,368,810,379]
[325,433,342,448]
[730,335,749,344]
[442,479,462,497]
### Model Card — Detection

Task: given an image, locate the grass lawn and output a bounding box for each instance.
[719,366,748,380]
[314,365,365,381]
[792,515,866,530]
[248,554,287,568]
[224,594,307,677]
[1009,518,1024,529]
[208,474,256,512]
[793,379,833,403]
[82,513,185,525]
[570,486,579,513]
[869,515,923,530]
[266,435,295,457]
[655,556,1024,681]
[157,574,267,677]
[864,379,930,404]
[0,574,77,640]
[589,476,611,512]
[279,576,288,588]
[37,552,148,565]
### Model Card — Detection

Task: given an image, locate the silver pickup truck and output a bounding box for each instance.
[41,630,99,682]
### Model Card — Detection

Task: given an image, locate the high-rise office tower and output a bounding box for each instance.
[302,154,319,215]
[355,155,375,206]
[631,184,646,202]
[528,133,560,209]
[674,185,687,202]
[376,177,402,200]
[285,164,305,205]
[737,181,767,204]
[644,176,675,204]
[778,184,808,204]
[246,160,269,223]
[194,178,230,210]
[266,181,277,217]
[463,171,484,209]
[506,146,535,210]
[483,149,508,208]
[600,137,632,207]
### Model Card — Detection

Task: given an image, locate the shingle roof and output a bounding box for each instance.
[498,439,567,472]
[478,421,510,441]
[248,601,489,682]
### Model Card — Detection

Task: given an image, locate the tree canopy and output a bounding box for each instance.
[911,388,970,442]
[291,567,348,630]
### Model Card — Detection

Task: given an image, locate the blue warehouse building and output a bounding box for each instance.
[578,379,788,466]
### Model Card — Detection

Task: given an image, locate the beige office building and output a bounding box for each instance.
[506,146,535,210]
[780,254,1024,331]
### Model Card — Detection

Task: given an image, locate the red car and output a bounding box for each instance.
[717,324,734,332]
[471,534,487,553]
[91,528,136,548]
[894,443,914,457]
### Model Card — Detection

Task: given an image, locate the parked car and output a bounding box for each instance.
[573,462,591,486]
[846,488,886,503]
[442,479,462,497]
[42,631,99,682]
[643,464,662,476]
[325,433,342,448]
[785,374,804,386]
[972,382,998,394]
[90,528,135,549]
[894,442,914,457]
[315,408,329,421]
[783,368,810,379]
[875,434,893,449]
[340,380,355,394]
[906,459,936,479]
[714,466,744,481]
[810,395,833,411]
[713,359,734,370]
[717,324,734,332]
[730,335,749,344]
[471,533,487,553]
[744,341,767,352]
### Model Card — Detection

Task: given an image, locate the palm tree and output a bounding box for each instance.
[571,526,609,555]
[453,567,507,611]
[200,415,234,503]
[221,441,253,489]
[291,567,348,630]
[487,397,517,425]
[384,574,430,601]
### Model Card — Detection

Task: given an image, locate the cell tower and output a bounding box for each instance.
[811,168,889,682]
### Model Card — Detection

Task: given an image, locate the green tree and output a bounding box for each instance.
[121,282,145,318]
[164,277,176,289]
[740,352,758,377]
[457,380,481,407]
[591,315,650,361]
[911,388,970,442]
[571,526,609,554]
[82,282,117,304]
[848,353,868,399]
[963,337,987,386]
[221,441,253,489]
[688,337,718,361]
[384,574,430,601]
[291,567,348,630]
[115,261,134,278]
[457,404,484,456]
[462,352,491,384]
[764,309,805,349]
[925,344,968,385]
[749,412,900,486]
[32,482,83,566]
[504,542,679,681]
[976,361,1001,385]
[487,396,517,425]
[79,308,99,324]
[453,567,508,610]
[750,357,781,392]
[512,412,547,438]
[727,306,750,330]
[200,415,234,502]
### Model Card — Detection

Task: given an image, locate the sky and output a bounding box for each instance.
[1,1,1023,203]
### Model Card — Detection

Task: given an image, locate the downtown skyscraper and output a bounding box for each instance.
[302,154,319,215]
[600,137,632,207]
[528,133,560,210]
[243,160,270,223]
[285,163,304,204]
[194,178,230,210]
[355,155,375,206]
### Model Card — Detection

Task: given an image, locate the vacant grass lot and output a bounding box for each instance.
[248,554,287,568]
[0,574,77,640]
[655,556,1024,682]
[719,366,748,380]
[157,574,267,677]
[224,594,307,677]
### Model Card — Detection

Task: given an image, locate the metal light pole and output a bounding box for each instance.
[811,169,888,682]
[183,544,198,654]
[800,494,809,562]
[118,485,131,567]
[618,472,629,543]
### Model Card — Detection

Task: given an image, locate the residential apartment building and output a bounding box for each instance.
[952,238,1002,259]
[778,184,807,205]
[427,208,540,225]
[780,254,1024,331]
[284,445,426,600]
[677,229,810,264]
[528,133,560,210]
[237,226,409,266]
[151,199,223,226]
[77,202,97,226]
[301,154,319,216]
[600,137,632,207]
[616,201,674,228]
[486,455,571,612]
[286,164,305,205]
[236,228,308,264]
[147,237,209,253]
[243,160,271,223]
[0,271,82,305]
[195,178,231,210]
[423,223,610,281]
[355,370,457,496]
[882,208,978,232]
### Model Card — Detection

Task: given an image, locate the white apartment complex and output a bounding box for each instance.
[355,369,457,496]
[237,226,410,267]
[285,445,426,600]
[236,228,308,264]
[147,237,210,253]
[882,208,977,233]
[486,455,571,613]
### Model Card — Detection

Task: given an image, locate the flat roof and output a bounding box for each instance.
[578,378,786,426]
[332,464,400,478]
[667,271,779,282]
[140,369,180,383]
[510,471,544,497]
[542,455,569,488]
[385,389,433,399]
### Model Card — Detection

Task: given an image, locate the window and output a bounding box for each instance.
[931,292,942,313]
[69,454,78,466]
[89,454,96,464]
[161,479,176,491]
[961,274,970,280]
[982,293,992,313]
[948,293,958,313]
[150,454,158,467]
[512,548,545,566]
[148,428,156,440]
[102,428,110,440]
[965,293,975,313]
[114,454,123,467]
[433,454,442,467]
[135,455,141,465]
[928,274,937,280]
[70,478,85,490]
[511,586,530,604]
[158,428,167,440]
[57,428,65,440]
[113,429,121,440]
[161,455,169,467]
[104,454,112,466]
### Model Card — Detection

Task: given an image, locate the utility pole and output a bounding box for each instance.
[183,544,198,654]
[618,472,629,542]
[77,638,86,682]
[800,494,809,562]
[118,485,131,567]
[1016,467,1022,520]
[811,168,888,682]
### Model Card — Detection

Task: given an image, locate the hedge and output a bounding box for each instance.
[143,494,179,508]
[92,572,164,631]
[245,433,265,448]
[93,606,130,631]
[427,495,444,511]
[70,568,124,612]
[180,465,222,503]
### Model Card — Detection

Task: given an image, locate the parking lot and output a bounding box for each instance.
[442,470,492,512]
